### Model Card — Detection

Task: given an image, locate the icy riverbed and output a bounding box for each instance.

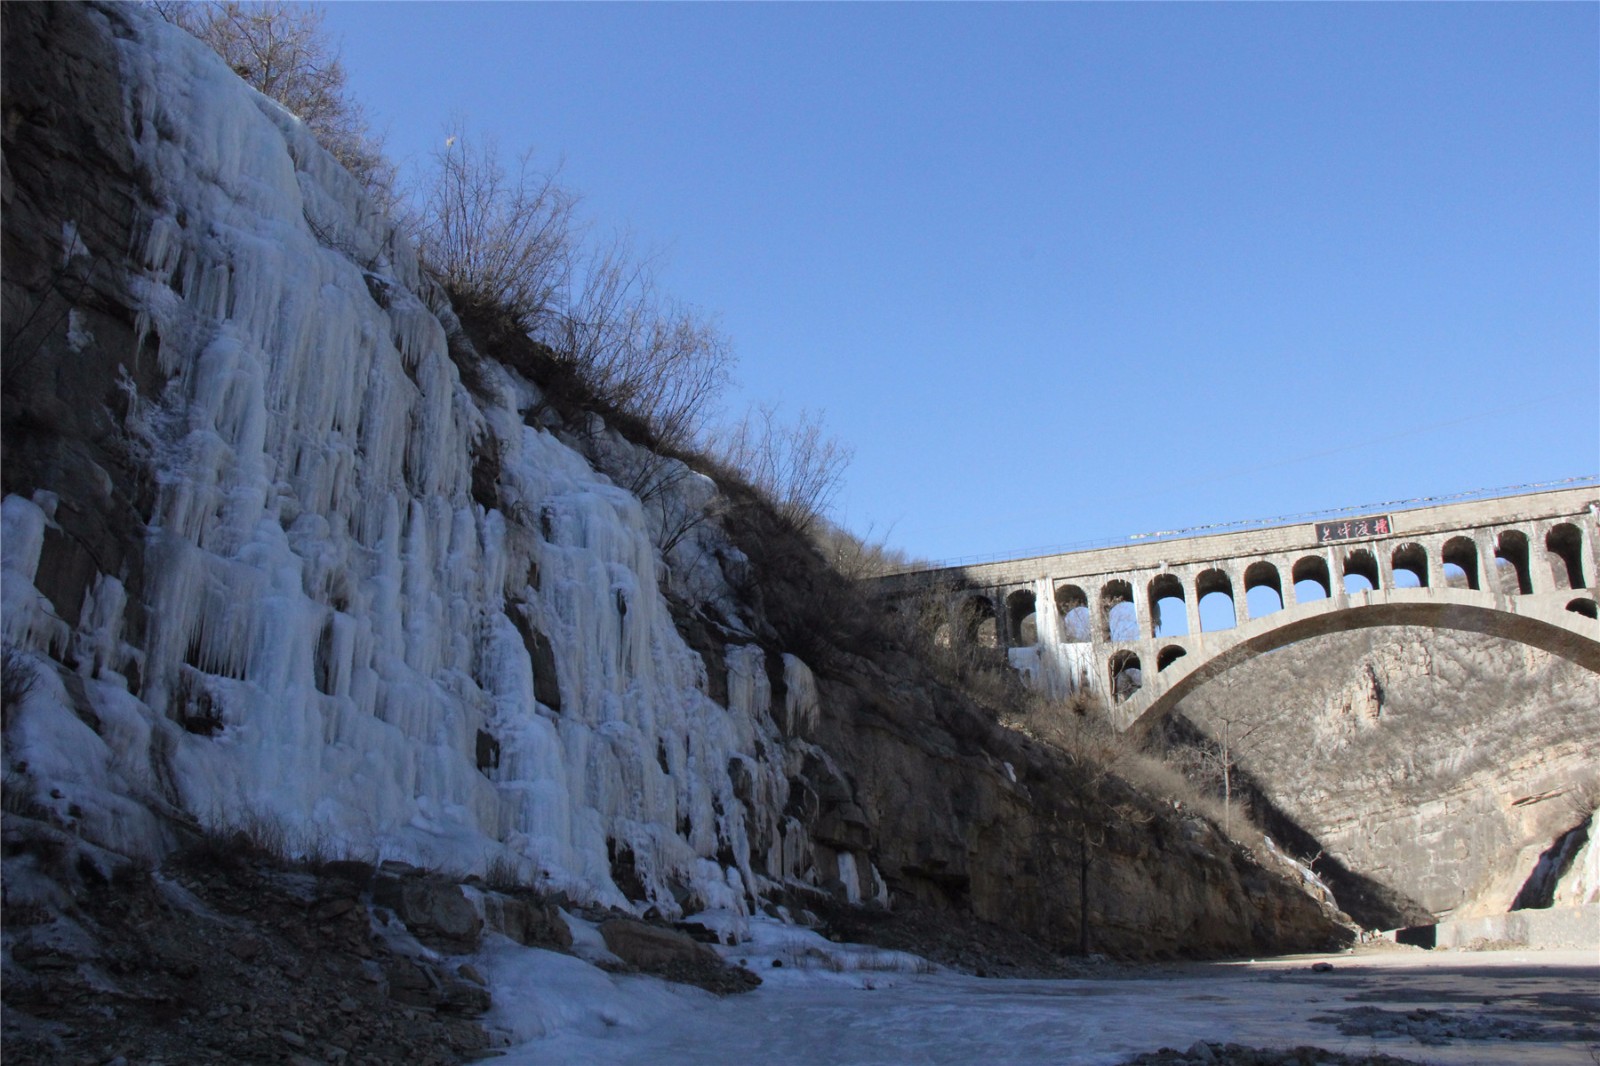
[475,925,1600,1066]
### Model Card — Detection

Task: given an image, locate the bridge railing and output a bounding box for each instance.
[876,475,1599,578]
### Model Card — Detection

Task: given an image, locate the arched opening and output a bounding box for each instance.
[1546,524,1587,590]
[1006,588,1038,646]
[1243,560,1284,618]
[1156,645,1188,672]
[1056,584,1091,642]
[1343,548,1380,594]
[958,595,998,647]
[1391,543,1428,589]
[1291,556,1331,603]
[1494,530,1533,595]
[1442,536,1480,591]
[1195,568,1236,632]
[1108,650,1143,702]
[1101,579,1137,641]
[1567,597,1598,619]
[1147,573,1188,638]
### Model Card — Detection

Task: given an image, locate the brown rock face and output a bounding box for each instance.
[1159,625,1599,923]
[482,893,574,951]
[596,917,761,993]
[2,2,160,647]
[803,652,1349,959]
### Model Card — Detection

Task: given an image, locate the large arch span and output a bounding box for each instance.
[1114,586,1600,731]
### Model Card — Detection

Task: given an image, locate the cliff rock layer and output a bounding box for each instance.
[1163,625,1598,924]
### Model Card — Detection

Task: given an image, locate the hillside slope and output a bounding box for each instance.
[1,0,1344,985]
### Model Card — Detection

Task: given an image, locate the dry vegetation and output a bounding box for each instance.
[1001,691,1267,851]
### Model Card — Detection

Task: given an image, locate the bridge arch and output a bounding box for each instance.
[1125,589,1600,732]
[1494,529,1533,595]
[1195,568,1237,631]
[1292,556,1331,602]
[1442,536,1481,590]
[1547,523,1587,590]
[1007,588,1038,646]
[956,593,998,647]
[1391,542,1428,588]
[1570,597,1599,619]
[1056,584,1091,641]
[1156,644,1187,671]
[1100,579,1136,641]
[1243,560,1284,618]
[1109,650,1143,702]
[1342,548,1380,593]
[1148,572,1187,637]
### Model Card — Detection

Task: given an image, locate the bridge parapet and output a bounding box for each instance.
[880,487,1600,725]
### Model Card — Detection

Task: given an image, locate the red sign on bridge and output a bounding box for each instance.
[1315,515,1392,543]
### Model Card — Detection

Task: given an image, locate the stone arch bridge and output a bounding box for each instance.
[877,486,1600,731]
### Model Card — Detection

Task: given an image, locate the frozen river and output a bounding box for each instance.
[477,920,1599,1065]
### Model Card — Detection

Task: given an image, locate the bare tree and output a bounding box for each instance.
[1191,714,1263,837]
[812,520,917,581]
[414,121,577,331]
[718,403,852,535]
[1016,692,1146,955]
[410,129,734,447]
[547,236,732,451]
[1167,676,1270,839]
[625,303,732,452]
[1,646,38,731]
[152,1,390,194]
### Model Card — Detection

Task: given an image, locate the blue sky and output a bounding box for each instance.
[322,2,1598,565]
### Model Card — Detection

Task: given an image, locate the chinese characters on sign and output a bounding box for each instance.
[1315,515,1392,544]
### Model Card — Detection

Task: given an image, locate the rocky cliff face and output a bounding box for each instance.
[1161,625,1598,925]
[1,1,1343,963]
[805,652,1344,957]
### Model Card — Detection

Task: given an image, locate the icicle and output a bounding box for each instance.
[781,654,820,737]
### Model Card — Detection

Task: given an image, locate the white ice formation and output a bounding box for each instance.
[1,6,837,918]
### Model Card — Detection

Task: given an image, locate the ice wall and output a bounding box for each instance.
[1553,813,1599,907]
[0,6,808,919]
[1007,577,1099,701]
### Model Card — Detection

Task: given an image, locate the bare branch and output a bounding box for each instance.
[718,404,852,534]
[415,121,577,331]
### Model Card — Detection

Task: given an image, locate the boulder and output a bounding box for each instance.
[481,894,572,950]
[372,876,482,951]
[598,918,719,970]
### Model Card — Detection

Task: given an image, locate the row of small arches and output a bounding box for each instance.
[965,523,1591,646]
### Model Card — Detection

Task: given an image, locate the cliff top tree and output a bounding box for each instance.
[718,403,852,536]
[152,1,390,194]
[415,123,576,334]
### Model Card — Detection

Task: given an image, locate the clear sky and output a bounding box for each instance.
[321,2,1598,565]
